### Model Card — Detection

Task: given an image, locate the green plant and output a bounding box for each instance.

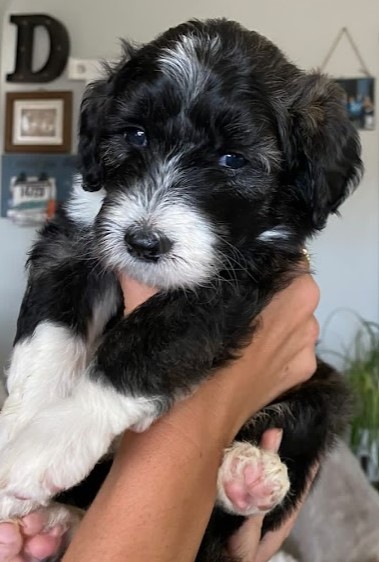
[344,318,379,466]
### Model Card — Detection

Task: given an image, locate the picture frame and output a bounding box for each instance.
[4,91,72,153]
[335,77,375,131]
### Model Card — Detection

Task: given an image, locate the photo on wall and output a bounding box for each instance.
[336,77,375,131]
[4,91,72,152]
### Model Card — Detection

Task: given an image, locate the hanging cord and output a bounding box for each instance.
[320,27,372,76]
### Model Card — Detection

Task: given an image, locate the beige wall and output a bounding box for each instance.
[0,0,378,368]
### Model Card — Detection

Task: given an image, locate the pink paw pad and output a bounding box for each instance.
[217,442,290,517]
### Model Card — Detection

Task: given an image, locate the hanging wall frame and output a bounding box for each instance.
[336,77,375,130]
[4,91,72,153]
[321,28,375,131]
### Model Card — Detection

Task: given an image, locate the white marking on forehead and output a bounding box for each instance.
[158,34,221,101]
[124,155,183,214]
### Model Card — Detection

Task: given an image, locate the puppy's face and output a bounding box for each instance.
[77,20,362,290]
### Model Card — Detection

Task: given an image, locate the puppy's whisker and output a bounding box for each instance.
[216,243,258,285]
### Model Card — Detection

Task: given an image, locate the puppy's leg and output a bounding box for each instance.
[0,208,120,448]
[217,442,290,517]
[0,323,87,450]
[0,286,246,510]
[0,376,162,508]
[0,215,121,520]
[1,273,119,447]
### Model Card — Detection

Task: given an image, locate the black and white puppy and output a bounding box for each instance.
[1,18,361,561]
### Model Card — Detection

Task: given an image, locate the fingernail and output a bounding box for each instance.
[272,429,283,452]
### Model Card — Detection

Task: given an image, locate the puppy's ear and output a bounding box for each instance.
[78,41,138,192]
[281,73,363,229]
[78,78,111,192]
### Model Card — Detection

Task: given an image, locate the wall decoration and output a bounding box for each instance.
[320,27,375,131]
[4,91,72,153]
[1,154,77,221]
[336,77,375,130]
[6,173,56,226]
[7,14,70,83]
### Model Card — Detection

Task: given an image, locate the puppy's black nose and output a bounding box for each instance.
[124,228,173,261]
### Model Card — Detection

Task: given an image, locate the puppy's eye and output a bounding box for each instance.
[123,127,147,147]
[218,153,247,169]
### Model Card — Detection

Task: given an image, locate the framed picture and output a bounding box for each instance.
[5,91,72,153]
[336,77,375,131]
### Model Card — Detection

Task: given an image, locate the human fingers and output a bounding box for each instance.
[0,510,66,562]
[0,522,23,562]
[246,275,320,396]
[23,527,64,560]
[254,463,320,562]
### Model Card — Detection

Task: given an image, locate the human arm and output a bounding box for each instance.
[62,273,319,562]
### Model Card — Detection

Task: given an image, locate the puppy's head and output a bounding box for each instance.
[77,19,362,290]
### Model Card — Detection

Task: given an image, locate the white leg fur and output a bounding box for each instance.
[0,323,87,450]
[1,282,118,449]
[0,494,83,525]
[0,375,161,516]
[217,442,290,517]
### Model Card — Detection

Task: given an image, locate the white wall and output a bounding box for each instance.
[0,221,35,369]
[0,0,378,369]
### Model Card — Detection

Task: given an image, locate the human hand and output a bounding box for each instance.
[0,510,67,562]
[226,271,320,432]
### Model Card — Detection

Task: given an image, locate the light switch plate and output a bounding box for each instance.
[67,58,103,82]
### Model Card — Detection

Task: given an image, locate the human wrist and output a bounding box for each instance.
[156,368,263,452]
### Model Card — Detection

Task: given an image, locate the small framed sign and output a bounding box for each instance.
[5,91,72,153]
[336,77,375,131]
[7,173,57,226]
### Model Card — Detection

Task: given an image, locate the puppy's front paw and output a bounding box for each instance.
[0,421,107,505]
[217,442,290,517]
[0,433,62,503]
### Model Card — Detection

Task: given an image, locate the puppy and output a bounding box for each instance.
[1,18,361,561]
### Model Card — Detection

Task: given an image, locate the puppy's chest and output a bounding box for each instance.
[86,281,123,356]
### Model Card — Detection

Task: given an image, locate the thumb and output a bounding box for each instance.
[260,428,283,453]
[227,513,264,562]
[118,274,157,314]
